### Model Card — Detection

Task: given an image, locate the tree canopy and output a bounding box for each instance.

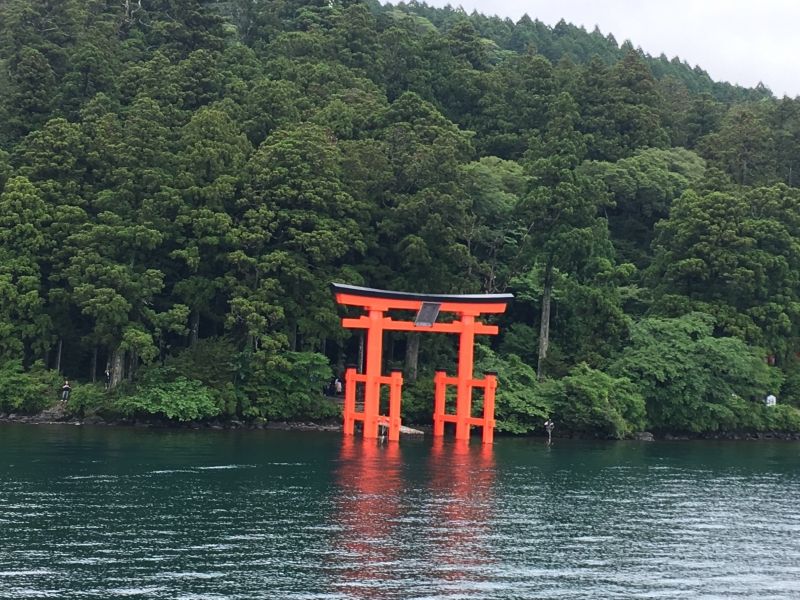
[1,0,799,435]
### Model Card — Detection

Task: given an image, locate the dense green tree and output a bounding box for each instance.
[649,185,800,355]
[3,47,57,139]
[376,24,436,102]
[461,156,529,292]
[581,147,706,266]
[132,0,228,58]
[231,124,366,351]
[475,53,555,158]
[612,313,782,432]
[330,2,380,76]
[172,107,252,344]
[519,92,616,378]
[771,97,800,186]
[610,50,669,152]
[656,75,692,147]
[541,362,645,438]
[699,104,775,186]
[684,92,725,148]
[239,79,304,147]
[0,177,50,361]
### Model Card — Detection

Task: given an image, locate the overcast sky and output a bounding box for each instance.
[404,0,800,98]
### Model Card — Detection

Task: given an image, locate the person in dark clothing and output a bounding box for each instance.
[61,380,72,402]
[104,369,111,391]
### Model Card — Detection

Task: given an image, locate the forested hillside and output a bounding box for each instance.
[2,0,800,435]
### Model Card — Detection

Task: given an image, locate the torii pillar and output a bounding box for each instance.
[331,283,512,443]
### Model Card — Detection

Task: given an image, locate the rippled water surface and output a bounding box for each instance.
[1,424,799,599]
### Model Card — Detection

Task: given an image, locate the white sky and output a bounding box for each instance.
[401,0,800,98]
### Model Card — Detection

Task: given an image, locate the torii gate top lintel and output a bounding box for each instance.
[331,283,513,315]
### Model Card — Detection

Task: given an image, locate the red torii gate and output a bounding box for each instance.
[331,283,513,444]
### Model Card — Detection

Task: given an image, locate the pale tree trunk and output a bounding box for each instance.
[110,347,125,389]
[123,0,142,21]
[405,333,420,383]
[537,262,553,381]
[55,339,63,374]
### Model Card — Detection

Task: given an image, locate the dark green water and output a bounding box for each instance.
[1,424,799,599]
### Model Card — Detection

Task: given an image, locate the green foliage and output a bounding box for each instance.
[474,344,550,433]
[114,371,220,422]
[582,147,706,266]
[237,351,336,421]
[0,360,60,413]
[759,404,800,431]
[166,337,237,391]
[163,337,239,416]
[540,363,646,438]
[0,176,49,361]
[66,382,110,417]
[612,313,782,432]
[778,359,800,408]
[400,371,439,424]
[649,185,800,354]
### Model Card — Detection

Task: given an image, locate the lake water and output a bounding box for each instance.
[1,424,799,599]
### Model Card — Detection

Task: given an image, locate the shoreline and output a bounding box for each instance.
[0,411,342,433]
[1,411,799,441]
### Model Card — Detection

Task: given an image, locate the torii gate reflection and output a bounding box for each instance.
[331,284,513,443]
[332,437,496,597]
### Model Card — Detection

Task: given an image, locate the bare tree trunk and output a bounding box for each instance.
[127,348,138,382]
[91,346,98,382]
[288,322,297,351]
[189,309,199,346]
[123,0,143,22]
[537,263,553,381]
[405,333,420,383]
[55,339,63,374]
[110,347,125,389]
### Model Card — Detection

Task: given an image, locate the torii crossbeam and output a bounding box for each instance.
[331,283,513,443]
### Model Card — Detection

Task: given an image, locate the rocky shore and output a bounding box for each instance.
[1,405,798,440]
[0,403,428,435]
[0,403,343,432]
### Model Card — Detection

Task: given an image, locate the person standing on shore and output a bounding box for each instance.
[61,380,72,403]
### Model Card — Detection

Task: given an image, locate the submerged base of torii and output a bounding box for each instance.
[331,284,513,444]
